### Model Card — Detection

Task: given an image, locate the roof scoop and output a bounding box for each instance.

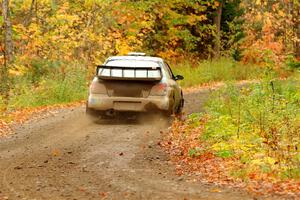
[127,52,146,56]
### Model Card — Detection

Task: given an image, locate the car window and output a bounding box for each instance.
[106,60,160,68]
[162,65,171,79]
[164,62,175,79]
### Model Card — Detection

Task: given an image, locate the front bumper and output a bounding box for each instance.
[87,94,170,112]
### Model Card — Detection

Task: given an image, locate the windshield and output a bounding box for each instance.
[105,59,160,68]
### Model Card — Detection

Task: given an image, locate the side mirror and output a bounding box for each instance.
[175,75,184,81]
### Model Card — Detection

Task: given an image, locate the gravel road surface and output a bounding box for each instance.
[0,88,254,200]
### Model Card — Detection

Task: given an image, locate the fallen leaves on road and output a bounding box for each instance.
[51,149,61,157]
[0,120,12,137]
[0,101,84,137]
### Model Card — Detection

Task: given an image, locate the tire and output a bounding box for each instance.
[176,98,184,115]
[166,93,176,116]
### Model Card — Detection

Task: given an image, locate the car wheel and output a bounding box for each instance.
[175,98,184,115]
[165,94,174,116]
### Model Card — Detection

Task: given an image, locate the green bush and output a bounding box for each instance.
[26,59,61,84]
[286,55,300,71]
[8,61,88,110]
[200,77,300,179]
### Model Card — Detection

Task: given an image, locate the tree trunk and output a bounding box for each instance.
[24,0,36,26]
[2,0,13,62]
[1,0,13,109]
[296,25,300,59]
[295,5,300,59]
[213,1,223,59]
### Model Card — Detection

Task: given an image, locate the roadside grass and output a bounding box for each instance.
[167,74,300,181]
[1,61,88,113]
[172,58,271,88]
[205,77,300,179]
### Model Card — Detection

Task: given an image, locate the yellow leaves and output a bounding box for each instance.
[210,1,221,9]
[264,16,272,28]
[210,188,222,193]
[8,64,27,76]
[140,20,155,30]
[115,39,131,56]
[187,14,207,25]
[278,10,285,17]
[211,142,231,152]
[8,70,23,76]
[214,1,220,7]
[10,0,229,62]
[198,15,208,21]
[249,156,276,172]
[19,0,33,10]
[84,0,106,9]
[255,13,262,22]
[0,55,4,66]
[27,23,41,35]
[255,0,267,5]
[84,0,94,9]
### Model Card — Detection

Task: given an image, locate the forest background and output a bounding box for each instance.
[0,0,299,110]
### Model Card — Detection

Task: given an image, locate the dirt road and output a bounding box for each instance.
[0,89,253,200]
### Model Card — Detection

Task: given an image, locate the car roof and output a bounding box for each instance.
[107,56,164,63]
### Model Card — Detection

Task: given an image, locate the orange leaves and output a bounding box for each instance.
[0,101,84,137]
[51,149,61,157]
[214,1,220,7]
[241,1,299,67]
[242,12,285,66]
[0,120,12,137]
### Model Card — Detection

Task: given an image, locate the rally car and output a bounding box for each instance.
[86,52,184,119]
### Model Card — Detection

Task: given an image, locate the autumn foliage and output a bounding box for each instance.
[163,78,300,197]
[241,1,300,66]
[0,0,299,101]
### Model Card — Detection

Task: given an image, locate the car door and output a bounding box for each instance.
[163,62,182,109]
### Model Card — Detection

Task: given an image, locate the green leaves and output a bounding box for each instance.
[51,0,58,12]
[215,150,234,158]
[0,16,3,25]
[203,78,300,178]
